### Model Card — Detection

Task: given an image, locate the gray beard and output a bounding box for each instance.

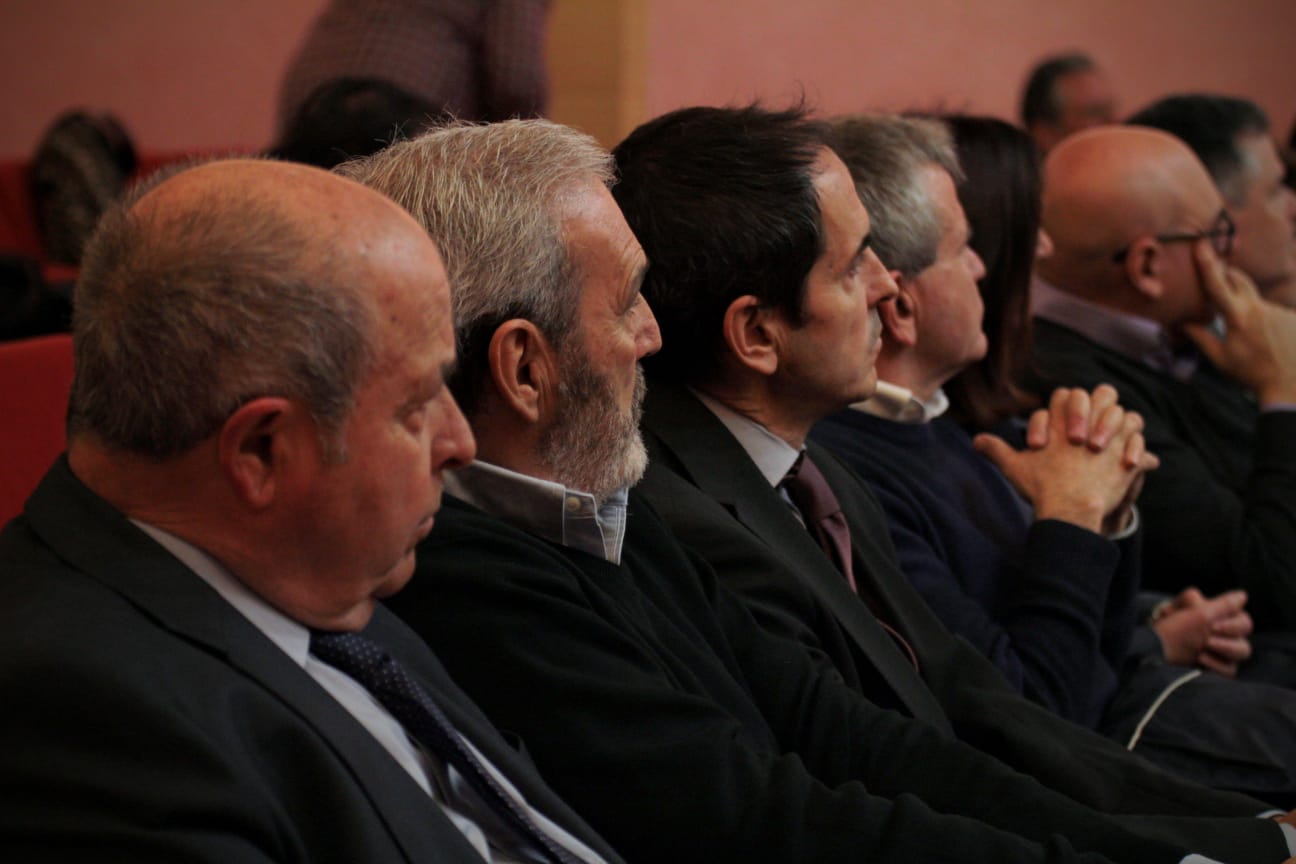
[538,351,648,507]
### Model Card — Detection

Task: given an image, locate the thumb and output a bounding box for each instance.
[973,433,1019,475]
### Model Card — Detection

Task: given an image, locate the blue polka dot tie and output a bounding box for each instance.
[310,630,584,864]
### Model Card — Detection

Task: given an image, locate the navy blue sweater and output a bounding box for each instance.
[812,409,1139,728]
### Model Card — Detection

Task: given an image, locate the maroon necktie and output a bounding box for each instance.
[781,454,857,592]
[781,453,919,671]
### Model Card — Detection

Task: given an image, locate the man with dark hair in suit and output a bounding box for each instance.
[0,158,625,864]
[608,105,1296,859]
[352,116,1295,862]
[1128,94,1296,308]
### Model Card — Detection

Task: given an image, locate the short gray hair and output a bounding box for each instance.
[826,114,963,278]
[339,120,614,415]
[68,172,374,460]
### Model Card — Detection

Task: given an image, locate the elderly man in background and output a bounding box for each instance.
[810,112,1296,805]
[1128,94,1296,309]
[0,158,626,864]
[1026,126,1296,641]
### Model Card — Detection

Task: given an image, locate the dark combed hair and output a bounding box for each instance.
[1020,52,1096,127]
[1126,94,1270,206]
[942,114,1043,431]
[611,104,827,386]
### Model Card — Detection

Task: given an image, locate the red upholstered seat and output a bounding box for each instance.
[0,333,74,526]
[0,159,45,261]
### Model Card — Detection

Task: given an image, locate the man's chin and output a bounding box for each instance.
[376,551,418,599]
[851,370,879,405]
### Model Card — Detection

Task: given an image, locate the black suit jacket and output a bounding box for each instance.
[0,457,622,864]
[392,493,1220,864]
[637,381,1286,859]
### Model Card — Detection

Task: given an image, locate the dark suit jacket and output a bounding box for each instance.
[394,494,1206,864]
[0,457,622,864]
[637,381,1286,860]
[1025,318,1296,629]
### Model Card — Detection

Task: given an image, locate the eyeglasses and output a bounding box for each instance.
[1111,208,1235,263]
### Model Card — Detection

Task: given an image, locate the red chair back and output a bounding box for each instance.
[0,333,74,526]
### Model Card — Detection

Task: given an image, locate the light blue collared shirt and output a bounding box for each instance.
[447,460,630,565]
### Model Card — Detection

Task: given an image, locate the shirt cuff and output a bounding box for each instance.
[1257,809,1296,855]
[1103,504,1140,541]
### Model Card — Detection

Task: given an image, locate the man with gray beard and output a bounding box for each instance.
[345,118,1291,864]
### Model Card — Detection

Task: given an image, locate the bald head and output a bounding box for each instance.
[130,158,416,284]
[69,157,439,460]
[1038,126,1224,322]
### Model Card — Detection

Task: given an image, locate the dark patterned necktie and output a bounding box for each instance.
[310,630,584,864]
[781,454,919,671]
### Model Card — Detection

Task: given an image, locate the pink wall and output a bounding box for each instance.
[2,0,1293,161]
[644,0,1296,138]
[0,0,323,159]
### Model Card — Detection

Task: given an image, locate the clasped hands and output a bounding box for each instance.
[974,382,1252,676]
[974,383,1153,536]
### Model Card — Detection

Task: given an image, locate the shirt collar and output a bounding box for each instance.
[852,380,949,424]
[693,388,800,489]
[131,520,311,666]
[446,460,630,564]
[1031,277,1199,380]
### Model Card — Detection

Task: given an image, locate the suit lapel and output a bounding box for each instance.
[642,386,950,730]
[23,459,492,864]
[371,608,627,864]
[809,443,940,628]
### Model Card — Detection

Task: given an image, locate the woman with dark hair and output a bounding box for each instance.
[941,113,1264,684]
[943,114,1046,433]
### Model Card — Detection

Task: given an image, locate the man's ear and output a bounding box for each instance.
[218,396,303,509]
[488,319,561,425]
[722,294,781,376]
[881,271,918,348]
[1123,237,1165,300]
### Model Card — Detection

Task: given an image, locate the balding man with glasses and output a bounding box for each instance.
[1026,125,1296,642]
